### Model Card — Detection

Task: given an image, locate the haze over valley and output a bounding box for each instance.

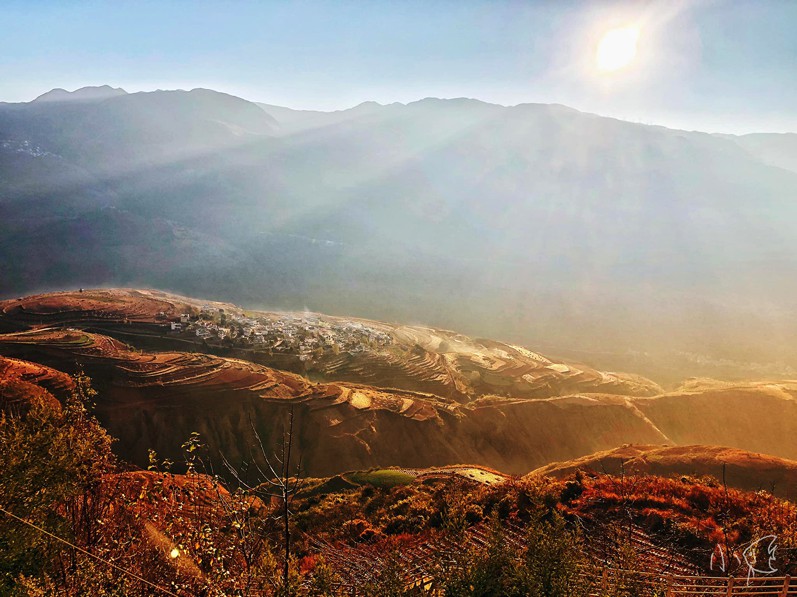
[2,86,797,384]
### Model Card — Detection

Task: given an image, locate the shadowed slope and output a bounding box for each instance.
[633,382,797,463]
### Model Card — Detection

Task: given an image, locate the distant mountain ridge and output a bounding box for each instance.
[33,85,128,103]
[719,131,797,174]
[3,86,797,384]
[256,100,386,135]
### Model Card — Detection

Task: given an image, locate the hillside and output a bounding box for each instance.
[3,91,797,383]
[0,355,73,412]
[0,329,659,476]
[0,289,662,401]
[529,444,797,499]
[2,291,797,478]
[633,383,797,462]
[6,362,796,595]
[4,348,797,593]
[723,132,797,174]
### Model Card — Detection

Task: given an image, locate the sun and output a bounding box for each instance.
[596,27,639,72]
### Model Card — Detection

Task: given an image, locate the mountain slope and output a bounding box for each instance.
[0,335,682,476]
[529,444,797,498]
[257,100,385,135]
[0,288,663,400]
[724,132,797,174]
[3,92,797,381]
[2,294,797,477]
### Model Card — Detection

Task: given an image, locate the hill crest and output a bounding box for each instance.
[33,85,128,103]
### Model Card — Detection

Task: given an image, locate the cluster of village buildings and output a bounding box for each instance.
[1,139,57,158]
[165,305,392,361]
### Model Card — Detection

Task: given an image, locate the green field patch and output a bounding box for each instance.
[61,333,93,346]
[344,469,415,488]
[480,371,514,387]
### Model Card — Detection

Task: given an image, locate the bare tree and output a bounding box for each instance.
[222,406,303,594]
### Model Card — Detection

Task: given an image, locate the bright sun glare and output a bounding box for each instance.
[596,27,639,72]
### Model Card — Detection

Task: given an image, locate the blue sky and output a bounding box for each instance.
[2,0,795,133]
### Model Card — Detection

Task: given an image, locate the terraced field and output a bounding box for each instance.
[0,354,74,412]
[0,288,210,331]
[312,517,699,591]
[0,354,74,396]
[0,329,451,418]
[3,323,797,479]
[341,465,509,488]
[4,290,797,481]
[0,289,663,401]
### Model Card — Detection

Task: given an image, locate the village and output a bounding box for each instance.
[165,305,393,362]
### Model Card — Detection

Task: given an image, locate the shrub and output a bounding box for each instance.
[0,372,114,592]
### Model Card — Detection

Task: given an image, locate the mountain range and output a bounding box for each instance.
[2,86,797,384]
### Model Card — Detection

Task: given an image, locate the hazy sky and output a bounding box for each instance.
[2,0,795,133]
